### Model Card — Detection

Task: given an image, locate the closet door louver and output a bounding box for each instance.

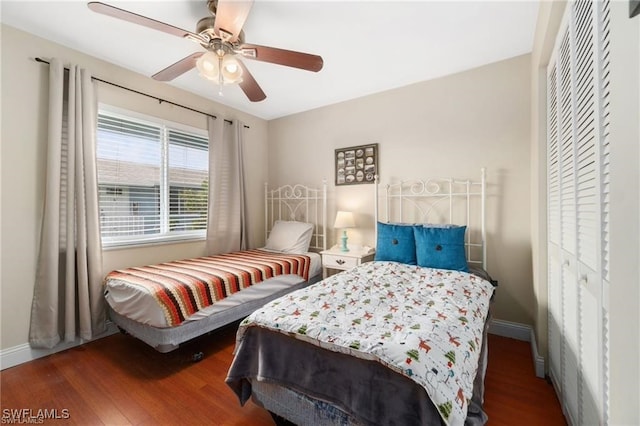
[546,1,610,424]
[547,61,563,390]
[597,0,611,422]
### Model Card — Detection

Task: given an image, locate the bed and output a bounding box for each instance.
[225,169,497,426]
[104,181,327,353]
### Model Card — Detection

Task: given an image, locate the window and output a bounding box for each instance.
[96,108,209,247]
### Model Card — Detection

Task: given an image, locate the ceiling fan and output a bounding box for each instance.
[87,1,324,102]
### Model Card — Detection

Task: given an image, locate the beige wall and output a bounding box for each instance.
[0,25,269,350]
[268,54,534,326]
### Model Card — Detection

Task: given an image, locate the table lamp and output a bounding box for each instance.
[334,211,355,252]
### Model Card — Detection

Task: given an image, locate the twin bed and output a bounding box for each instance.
[104,182,327,353]
[104,170,495,425]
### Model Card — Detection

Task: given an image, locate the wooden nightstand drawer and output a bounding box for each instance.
[320,248,376,278]
[322,253,359,269]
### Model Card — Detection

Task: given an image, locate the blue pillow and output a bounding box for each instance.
[413,226,468,272]
[374,222,417,265]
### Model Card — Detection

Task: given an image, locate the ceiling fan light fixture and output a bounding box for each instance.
[221,55,243,84]
[196,51,242,85]
[196,51,220,81]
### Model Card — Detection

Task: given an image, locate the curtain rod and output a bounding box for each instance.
[35,57,249,128]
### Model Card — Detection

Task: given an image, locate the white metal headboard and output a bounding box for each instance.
[265,181,328,252]
[375,168,487,270]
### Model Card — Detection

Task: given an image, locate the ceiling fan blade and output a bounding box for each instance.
[237,60,266,102]
[214,0,254,42]
[152,52,204,81]
[239,44,323,72]
[88,2,197,39]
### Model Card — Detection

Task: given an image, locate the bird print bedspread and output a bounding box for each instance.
[237,261,495,426]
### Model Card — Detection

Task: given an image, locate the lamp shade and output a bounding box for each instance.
[196,51,220,81]
[196,51,243,85]
[334,211,355,229]
[221,55,243,83]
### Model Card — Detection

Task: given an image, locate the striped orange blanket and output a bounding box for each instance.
[103,249,310,327]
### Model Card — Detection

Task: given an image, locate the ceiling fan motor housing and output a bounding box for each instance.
[196,16,245,47]
[196,16,216,36]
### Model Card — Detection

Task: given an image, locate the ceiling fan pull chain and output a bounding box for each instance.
[218,55,224,96]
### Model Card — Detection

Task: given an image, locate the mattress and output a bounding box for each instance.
[105,251,321,328]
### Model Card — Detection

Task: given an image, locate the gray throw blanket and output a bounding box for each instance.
[225,319,490,426]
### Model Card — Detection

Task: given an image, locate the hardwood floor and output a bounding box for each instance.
[483,334,566,425]
[1,325,565,425]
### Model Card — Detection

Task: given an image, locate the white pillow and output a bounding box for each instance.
[265,220,314,253]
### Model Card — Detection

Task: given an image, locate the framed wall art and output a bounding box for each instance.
[335,143,378,186]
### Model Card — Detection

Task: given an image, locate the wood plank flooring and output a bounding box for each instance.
[1,324,565,425]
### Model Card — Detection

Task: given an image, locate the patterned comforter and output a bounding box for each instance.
[103,249,310,327]
[236,261,494,426]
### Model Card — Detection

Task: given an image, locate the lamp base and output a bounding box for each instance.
[340,231,349,252]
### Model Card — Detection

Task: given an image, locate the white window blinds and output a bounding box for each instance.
[96,110,208,247]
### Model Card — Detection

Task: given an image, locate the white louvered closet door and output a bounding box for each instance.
[546,1,610,425]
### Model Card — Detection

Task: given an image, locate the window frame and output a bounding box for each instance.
[96,105,209,249]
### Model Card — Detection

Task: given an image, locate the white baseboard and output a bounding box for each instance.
[489,318,532,340]
[489,318,545,378]
[529,328,546,378]
[0,322,118,370]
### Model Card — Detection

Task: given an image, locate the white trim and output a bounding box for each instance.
[489,319,546,378]
[530,327,546,379]
[0,322,118,371]
[489,318,531,340]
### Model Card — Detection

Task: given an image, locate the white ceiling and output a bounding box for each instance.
[1,0,539,120]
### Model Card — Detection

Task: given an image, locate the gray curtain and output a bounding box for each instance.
[29,59,106,348]
[206,117,248,254]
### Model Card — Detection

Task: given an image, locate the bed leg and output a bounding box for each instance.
[192,351,204,362]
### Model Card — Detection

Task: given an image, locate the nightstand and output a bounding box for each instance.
[320,247,376,278]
